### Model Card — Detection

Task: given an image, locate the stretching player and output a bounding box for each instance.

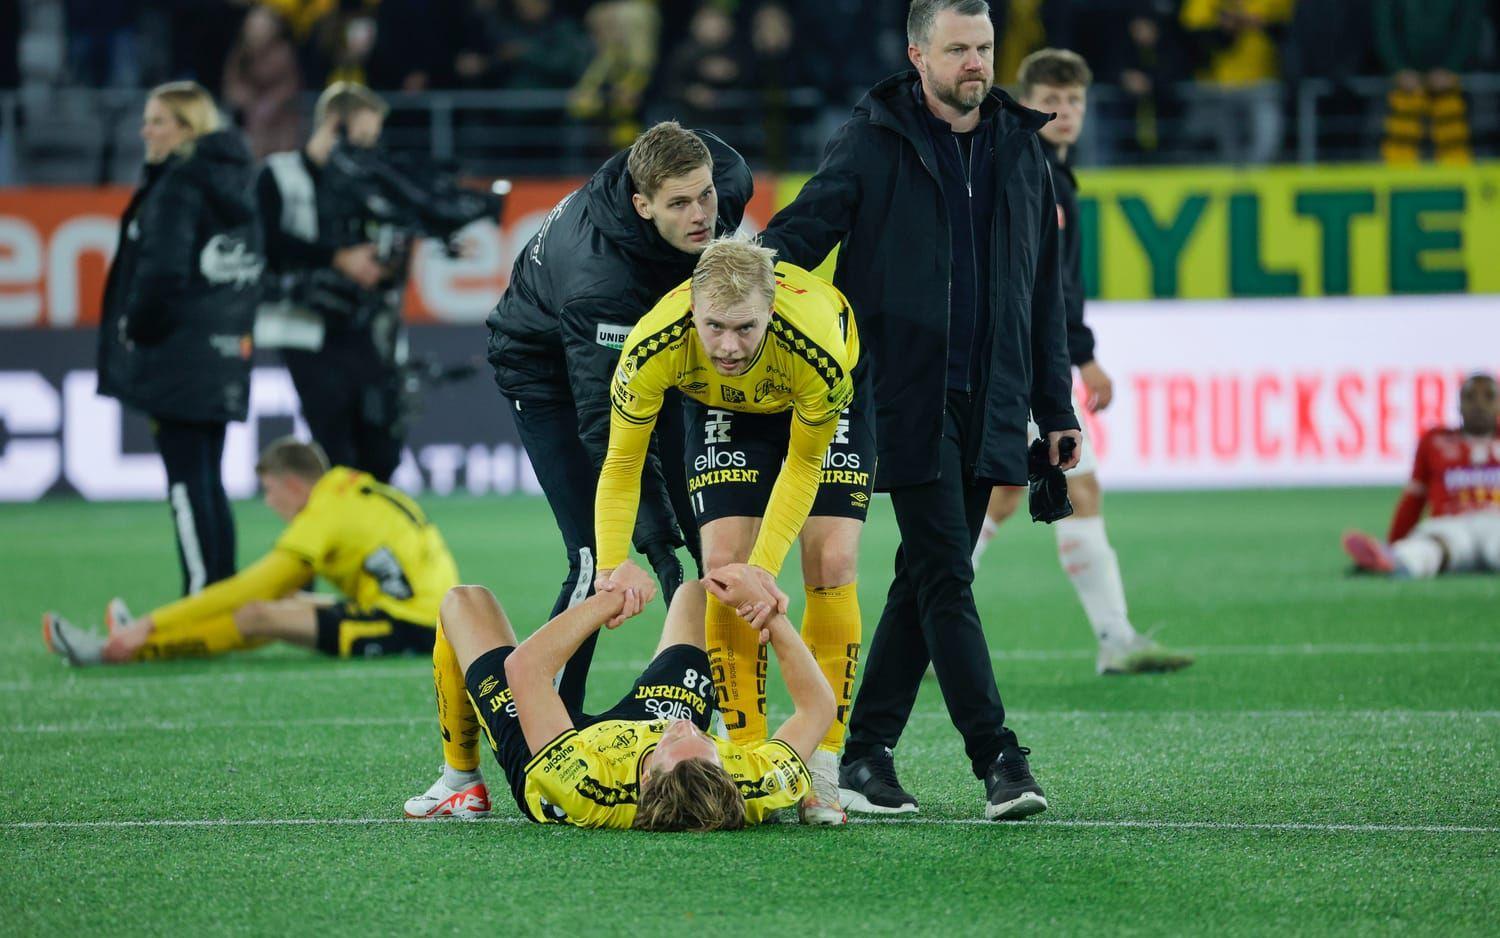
[593,235,866,824]
[43,438,458,665]
[1344,373,1500,578]
[403,564,832,830]
[970,49,1190,676]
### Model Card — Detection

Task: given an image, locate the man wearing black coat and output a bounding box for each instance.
[486,121,753,709]
[759,0,1080,821]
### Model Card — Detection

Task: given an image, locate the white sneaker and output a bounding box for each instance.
[798,749,848,826]
[42,612,105,666]
[1097,632,1195,676]
[105,598,134,636]
[403,769,491,819]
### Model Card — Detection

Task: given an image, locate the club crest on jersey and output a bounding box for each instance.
[721,386,746,404]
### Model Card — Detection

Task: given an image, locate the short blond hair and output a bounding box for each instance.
[148,81,221,151]
[627,121,712,199]
[314,81,389,128]
[1017,48,1093,96]
[254,437,330,481]
[691,235,777,313]
[633,758,746,832]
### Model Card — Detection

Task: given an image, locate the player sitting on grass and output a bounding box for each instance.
[403,561,833,830]
[43,438,458,665]
[1344,372,1500,578]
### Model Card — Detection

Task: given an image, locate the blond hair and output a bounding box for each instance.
[633,758,746,832]
[314,81,389,128]
[627,121,712,199]
[691,234,777,313]
[254,437,330,481]
[148,81,221,155]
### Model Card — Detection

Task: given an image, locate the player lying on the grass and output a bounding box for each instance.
[403,562,833,830]
[43,438,458,665]
[970,48,1189,677]
[591,235,865,824]
[1344,372,1500,578]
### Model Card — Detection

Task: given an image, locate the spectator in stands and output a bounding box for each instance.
[1375,0,1484,164]
[366,0,470,92]
[1179,0,1295,165]
[1069,0,1190,164]
[659,4,748,126]
[994,0,1075,86]
[1281,0,1375,160]
[222,5,304,159]
[65,0,142,87]
[458,0,592,91]
[306,0,377,88]
[747,2,807,171]
[569,0,661,150]
[261,0,336,41]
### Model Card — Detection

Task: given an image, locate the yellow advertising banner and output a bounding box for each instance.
[775,163,1500,299]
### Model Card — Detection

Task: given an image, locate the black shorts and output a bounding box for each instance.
[464,643,715,819]
[681,391,875,526]
[312,603,434,658]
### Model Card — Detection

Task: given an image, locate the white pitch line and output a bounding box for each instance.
[2,816,1495,835]
[5,640,1497,695]
[6,708,1498,737]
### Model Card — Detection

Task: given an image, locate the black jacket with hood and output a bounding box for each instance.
[761,72,1077,488]
[97,131,264,423]
[485,131,752,547]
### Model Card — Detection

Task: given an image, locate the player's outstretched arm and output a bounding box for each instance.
[145,550,312,632]
[504,587,629,753]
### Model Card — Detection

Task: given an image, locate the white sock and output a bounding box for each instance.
[1055,516,1138,649]
[1390,536,1443,578]
[972,517,1000,567]
[442,764,482,789]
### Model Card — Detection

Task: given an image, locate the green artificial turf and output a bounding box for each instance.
[1,489,1496,936]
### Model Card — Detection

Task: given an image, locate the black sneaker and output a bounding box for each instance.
[838,747,919,815]
[984,745,1048,820]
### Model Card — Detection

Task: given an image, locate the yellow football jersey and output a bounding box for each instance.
[522,719,812,829]
[275,467,459,624]
[596,262,860,573]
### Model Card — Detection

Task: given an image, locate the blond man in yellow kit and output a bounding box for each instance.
[594,235,869,825]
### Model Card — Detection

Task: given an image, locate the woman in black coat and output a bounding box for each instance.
[97,81,264,595]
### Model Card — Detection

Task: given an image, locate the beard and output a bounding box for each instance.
[931,71,992,113]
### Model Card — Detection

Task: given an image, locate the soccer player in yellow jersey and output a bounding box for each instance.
[592,235,870,824]
[42,438,459,665]
[405,564,832,830]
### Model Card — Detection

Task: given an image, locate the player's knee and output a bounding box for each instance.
[441,585,501,631]
[1069,473,1102,517]
[804,542,858,588]
[990,487,1024,523]
[702,544,749,577]
[234,602,269,635]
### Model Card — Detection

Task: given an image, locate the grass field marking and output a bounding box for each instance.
[7,708,1498,736]
[6,639,1499,695]
[4,816,1497,835]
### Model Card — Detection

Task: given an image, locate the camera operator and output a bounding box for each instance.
[97,81,264,596]
[255,82,405,482]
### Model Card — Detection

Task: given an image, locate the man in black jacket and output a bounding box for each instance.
[255,83,404,482]
[760,0,1080,821]
[487,121,753,709]
[973,48,1194,677]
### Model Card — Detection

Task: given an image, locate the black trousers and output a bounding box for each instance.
[844,391,1017,778]
[284,345,402,483]
[152,417,236,596]
[506,388,697,711]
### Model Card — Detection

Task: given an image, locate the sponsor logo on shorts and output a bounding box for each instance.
[596,322,631,350]
[849,491,870,509]
[478,675,499,697]
[721,386,746,404]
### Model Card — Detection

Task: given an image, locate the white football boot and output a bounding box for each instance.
[42,613,105,666]
[105,597,134,636]
[798,749,848,826]
[403,768,492,819]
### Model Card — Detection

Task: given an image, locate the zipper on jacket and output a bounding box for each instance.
[955,135,979,395]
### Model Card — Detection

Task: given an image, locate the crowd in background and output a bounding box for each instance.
[4,0,1500,169]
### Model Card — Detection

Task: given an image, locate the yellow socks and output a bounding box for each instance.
[706,593,767,745]
[800,583,862,754]
[433,617,481,772]
[133,614,267,660]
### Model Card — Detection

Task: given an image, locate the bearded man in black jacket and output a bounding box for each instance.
[486,121,752,709]
[760,0,1080,821]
